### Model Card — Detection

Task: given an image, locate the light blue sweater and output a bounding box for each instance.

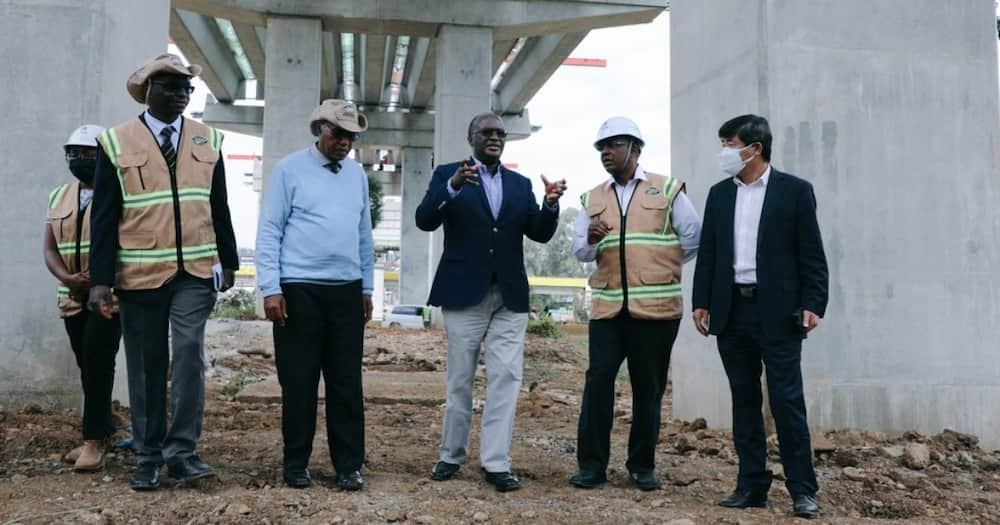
[256,146,374,296]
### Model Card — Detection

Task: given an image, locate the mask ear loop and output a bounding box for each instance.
[623,140,633,168]
[145,81,152,103]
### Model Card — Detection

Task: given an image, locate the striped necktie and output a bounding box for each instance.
[160,126,177,174]
[325,161,341,173]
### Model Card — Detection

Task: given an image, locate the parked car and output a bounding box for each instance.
[382,304,428,329]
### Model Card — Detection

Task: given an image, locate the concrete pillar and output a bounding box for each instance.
[399,147,434,304]
[0,0,169,408]
[261,17,322,194]
[401,25,494,306]
[670,0,1000,448]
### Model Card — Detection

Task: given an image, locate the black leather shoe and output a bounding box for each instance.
[283,468,311,488]
[484,470,521,492]
[129,463,161,491]
[431,461,460,481]
[335,470,364,491]
[167,455,215,482]
[792,494,820,519]
[568,470,607,489]
[718,489,769,508]
[629,471,662,491]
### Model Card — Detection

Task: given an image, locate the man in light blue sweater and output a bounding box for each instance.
[256,99,374,491]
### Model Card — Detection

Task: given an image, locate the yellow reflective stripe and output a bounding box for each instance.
[118,244,217,263]
[57,241,90,256]
[210,128,223,152]
[597,232,679,251]
[662,177,680,234]
[57,286,70,298]
[581,191,590,208]
[592,284,682,302]
[49,184,69,209]
[121,188,211,209]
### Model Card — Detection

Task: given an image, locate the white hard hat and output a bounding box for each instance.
[594,116,644,148]
[64,124,105,150]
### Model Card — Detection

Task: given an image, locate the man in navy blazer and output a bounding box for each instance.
[416,112,566,492]
[692,114,828,519]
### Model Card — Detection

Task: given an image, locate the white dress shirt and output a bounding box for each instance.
[143,111,182,150]
[572,166,702,263]
[732,165,771,284]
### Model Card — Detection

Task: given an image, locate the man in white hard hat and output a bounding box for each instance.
[43,124,123,472]
[256,99,374,491]
[88,53,239,491]
[569,117,702,490]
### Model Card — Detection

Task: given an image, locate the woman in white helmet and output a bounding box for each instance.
[42,124,123,472]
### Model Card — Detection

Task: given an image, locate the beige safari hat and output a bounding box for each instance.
[309,99,368,134]
[126,53,202,103]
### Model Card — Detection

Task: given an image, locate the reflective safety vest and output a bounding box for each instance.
[97,118,222,290]
[582,172,685,320]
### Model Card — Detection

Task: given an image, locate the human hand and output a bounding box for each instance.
[803,310,820,333]
[362,294,373,324]
[264,294,287,327]
[449,160,481,191]
[87,285,114,320]
[693,308,710,337]
[587,219,612,245]
[541,175,567,207]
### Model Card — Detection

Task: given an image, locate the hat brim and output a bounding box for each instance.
[126,61,203,104]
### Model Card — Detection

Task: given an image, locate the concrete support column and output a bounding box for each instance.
[0,0,169,408]
[670,0,1000,448]
[261,17,322,194]
[399,147,434,305]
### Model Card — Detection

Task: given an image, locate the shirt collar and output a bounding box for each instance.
[606,165,646,187]
[143,111,182,137]
[733,165,771,187]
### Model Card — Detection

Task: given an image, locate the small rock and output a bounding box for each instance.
[330,517,345,524]
[414,516,434,524]
[842,467,867,481]
[811,434,837,454]
[650,498,666,508]
[903,443,931,470]
[11,474,28,483]
[80,511,105,524]
[226,503,251,515]
[473,511,489,522]
[665,519,696,525]
[21,402,44,414]
[683,418,708,432]
[102,475,113,483]
[384,510,406,522]
[879,445,904,458]
[832,448,861,467]
[869,499,884,508]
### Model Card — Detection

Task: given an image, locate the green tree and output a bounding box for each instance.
[523,207,596,277]
[368,174,383,228]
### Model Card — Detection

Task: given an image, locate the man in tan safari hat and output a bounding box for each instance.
[87,53,239,491]
[255,99,373,490]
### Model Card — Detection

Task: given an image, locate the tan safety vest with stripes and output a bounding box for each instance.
[97,118,222,290]
[48,181,92,317]
[582,172,685,320]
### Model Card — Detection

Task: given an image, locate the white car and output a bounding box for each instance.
[382,304,428,329]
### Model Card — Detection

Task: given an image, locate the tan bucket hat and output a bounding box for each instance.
[309,99,368,134]
[126,53,202,104]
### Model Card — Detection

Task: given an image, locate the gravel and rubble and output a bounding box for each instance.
[2,320,999,524]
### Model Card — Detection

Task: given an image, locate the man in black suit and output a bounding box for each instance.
[692,114,828,519]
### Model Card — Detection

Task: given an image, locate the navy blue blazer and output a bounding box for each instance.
[415,158,559,312]
[692,168,829,341]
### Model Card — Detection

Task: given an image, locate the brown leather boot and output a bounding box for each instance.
[63,444,84,464]
[74,440,107,472]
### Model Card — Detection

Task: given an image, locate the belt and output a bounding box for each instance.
[734,283,758,299]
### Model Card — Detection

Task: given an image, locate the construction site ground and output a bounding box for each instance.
[2,320,999,524]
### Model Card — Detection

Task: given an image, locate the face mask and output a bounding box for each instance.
[68,159,97,185]
[718,145,755,176]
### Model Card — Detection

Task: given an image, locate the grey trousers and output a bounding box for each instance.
[439,285,528,473]
[118,273,216,466]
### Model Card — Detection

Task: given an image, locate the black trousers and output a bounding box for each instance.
[274,281,365,473]
[717,291,818,497]
[64,310,122,440]
[576,313,679,474]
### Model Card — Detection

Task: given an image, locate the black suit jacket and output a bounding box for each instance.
[414,158,559,312]
[692,168,828,341]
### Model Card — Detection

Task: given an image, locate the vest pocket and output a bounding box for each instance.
[640,269,675,285]
[120,230,157,249]
[588,273,608,289]
[116,152,149,195]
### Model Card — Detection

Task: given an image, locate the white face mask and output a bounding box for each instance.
[718,144,756,176]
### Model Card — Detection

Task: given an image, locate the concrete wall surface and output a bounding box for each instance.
[670,0,1000,449]
[0,0,169,408]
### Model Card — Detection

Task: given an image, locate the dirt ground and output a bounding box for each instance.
[2,320,1000,524]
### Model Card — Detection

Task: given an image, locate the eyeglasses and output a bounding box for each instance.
[320,124,358,142]
[475,128,507,139]
[65,149,97,161]
[594,139,630,151]
[151,81,195,95]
